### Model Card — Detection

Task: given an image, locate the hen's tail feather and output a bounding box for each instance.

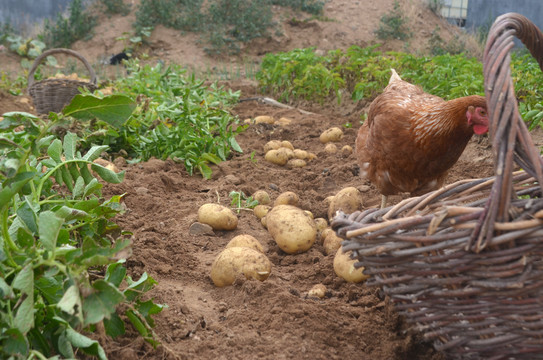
[389,68,402,84]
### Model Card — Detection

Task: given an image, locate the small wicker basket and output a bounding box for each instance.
[332,13,543,360]
[28,48,97,114]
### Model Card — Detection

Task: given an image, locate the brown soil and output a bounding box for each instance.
[1,1,539,359]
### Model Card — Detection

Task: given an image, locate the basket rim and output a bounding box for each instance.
[27,48,97,89]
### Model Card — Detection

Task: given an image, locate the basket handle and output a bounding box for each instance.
[472,13,543,251]
[27,48,97,88]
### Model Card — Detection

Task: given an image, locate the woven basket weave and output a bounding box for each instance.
[331,13,543,360]
[28,48,97,114]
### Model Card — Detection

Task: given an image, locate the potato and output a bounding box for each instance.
[320,227,333,242]
[304,210,314,220]
[293,149,309,160]
[261,215,268,229]
[324,143,338,154]
[210,247,272,287]
[278,147,295,159]
[307,152,317,161]
[314,218,328,233]
[93,158,120,173]
[263,140,282,153]
[333,248,369,283]
[287,159,307,168]
[197,203,238,230]
[341,145,353,157]
[254,115,275,124]
[252,190,271,205]
[308,284,327,298]
[265,149,289,165]
[328,187,363,221]
[319,127,344,143]
[253,204,271,219]
[281,140,294,150]
[266,204,317,254]
[277,117,292,126]
[226,234,264,253]
[323,231,343,255]
[274,191,299,207]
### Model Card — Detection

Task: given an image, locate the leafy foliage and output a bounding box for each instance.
[0,112,163,359]
[134,0,325,55]
[40,0,97,48]
[257,44,543,129]
[99,0,132,15]
[229,191,259,213]
[76,60,243,179]
[375,1,412,41]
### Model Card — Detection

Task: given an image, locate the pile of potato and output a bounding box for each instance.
[244,115,292,127]
[203,186,369,288]
[319,126,353,156]
[263,140,316,168]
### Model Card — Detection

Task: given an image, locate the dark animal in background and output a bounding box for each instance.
[109,52,130,65]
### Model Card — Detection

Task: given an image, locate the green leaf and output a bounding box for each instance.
[57,329,75,359]
[83,178,103,197]
[38,211,64,252]
[126,309,149,337]
[13,263,34,294]
[0,172,35,212]
[3,328,29,356]
[104,312,126,338]
[72,175,85,198]
[65,327,107,360]
[63,132,78,160]
[63,94,136,129]
[57,285,83,321]
[16,200,38,234]
[125,272,157,302]
[91,163,125,184]
[105,262,127,287]
[14,294,34,334]
[82,280,125,326]
[47,139,63,163]
[83,145,110,162]
[0,277,14,299]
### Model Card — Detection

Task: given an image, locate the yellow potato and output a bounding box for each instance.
[263,140,282,153]
[266,204,317,254]
[261,215,268,229]
[254,115,275,124]
[323,230,343,255]
[254,204,271,219]
[308,284,327,298]
[333,248,369,283]
[293,149,309,160]
[324,143,338,154]
[328,187,363,221]
[314,218,328,233]
[210,247,272,287]
[341,145,353,157]
[197,203,238,230]
[252,190,271,205]
[320,227,333,242]
[277,117,292,126]
[281,140,294,150]
[319,127,344,143]
[307,152,317,161]
[287,159,307,168]
[226,234,264,253]
[278,147,295,159]
[273,191,299,207]
[265,149,289,165]
[304,210,314,219]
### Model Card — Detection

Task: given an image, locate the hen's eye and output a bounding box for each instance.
[479,109,487,116]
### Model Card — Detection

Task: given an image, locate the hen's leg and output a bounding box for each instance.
[380,195,388,209]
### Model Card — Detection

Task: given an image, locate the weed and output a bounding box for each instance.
[270,0,328,15]
[229,191,259,213]
[375,1,412,41]
[40,0,97,48]
[428,26,466,56]
[99,0,131,15]
[426,0,443,15]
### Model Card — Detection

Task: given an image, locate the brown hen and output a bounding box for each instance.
[356,69,489,208]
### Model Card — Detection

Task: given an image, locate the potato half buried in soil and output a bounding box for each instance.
[198,203,238,230]
[210,247,272,287]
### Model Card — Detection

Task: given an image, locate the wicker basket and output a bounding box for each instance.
[331,13,543,360]
[28,48,97,114]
